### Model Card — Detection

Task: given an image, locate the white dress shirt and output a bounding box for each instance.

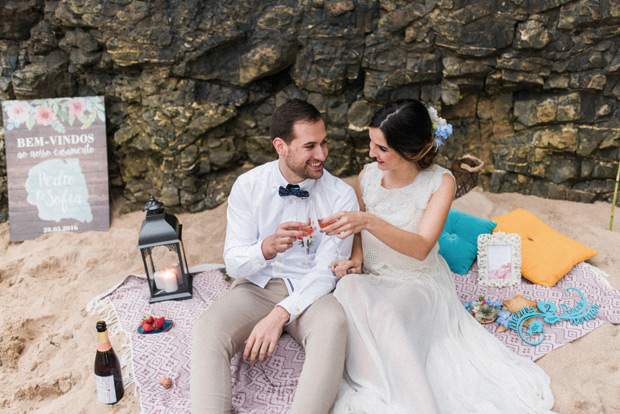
[224,160,359,323]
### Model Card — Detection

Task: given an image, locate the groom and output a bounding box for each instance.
[191,99,358,413]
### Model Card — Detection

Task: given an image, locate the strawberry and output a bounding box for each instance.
[143,315,154,324]
[142,322,155,332]
[153,317,165,330]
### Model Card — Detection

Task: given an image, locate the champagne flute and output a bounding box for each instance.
[298,217,315,268]
[318,218,341,258]
[314,193,348,262]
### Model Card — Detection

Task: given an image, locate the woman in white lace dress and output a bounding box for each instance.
[321,100,555,413]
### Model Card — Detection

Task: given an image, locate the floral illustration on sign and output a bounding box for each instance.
[3,97,105,134]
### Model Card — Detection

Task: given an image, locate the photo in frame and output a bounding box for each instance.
[477,232,522,288]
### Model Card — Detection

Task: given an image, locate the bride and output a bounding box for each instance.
[321,99,555,413]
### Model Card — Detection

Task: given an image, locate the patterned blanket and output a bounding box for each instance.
[88,263,620,413]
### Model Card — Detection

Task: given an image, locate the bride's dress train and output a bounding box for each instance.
[331,162,554,413]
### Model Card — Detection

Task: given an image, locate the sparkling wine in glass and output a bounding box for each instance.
[315,194,348,262]
[318,218,346,260]
[298,218,315,268]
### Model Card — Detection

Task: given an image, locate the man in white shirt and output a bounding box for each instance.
[191,99,359,413]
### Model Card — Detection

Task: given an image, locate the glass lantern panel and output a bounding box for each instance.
[150,244,180,269]
[179,241,189,272]
[144,249,156,277]
[150,244,182,293]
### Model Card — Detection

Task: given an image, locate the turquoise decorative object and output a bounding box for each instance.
[508,287,599,345]
[438,209,497,274]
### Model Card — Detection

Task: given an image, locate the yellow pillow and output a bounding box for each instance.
[493,208,598,287]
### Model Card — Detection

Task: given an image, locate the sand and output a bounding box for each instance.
[1,182,619,414]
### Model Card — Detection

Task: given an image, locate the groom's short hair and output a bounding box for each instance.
[270,99,323,144]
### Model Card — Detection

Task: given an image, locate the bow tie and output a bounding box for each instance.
[279,184,309,198]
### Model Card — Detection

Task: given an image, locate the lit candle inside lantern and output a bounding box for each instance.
[156,267,178,293]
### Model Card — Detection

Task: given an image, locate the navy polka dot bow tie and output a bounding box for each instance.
[278,184,309,198]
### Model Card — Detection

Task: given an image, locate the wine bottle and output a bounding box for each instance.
[94,320,124,404]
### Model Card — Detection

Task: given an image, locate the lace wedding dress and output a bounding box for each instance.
[331,162,554,414]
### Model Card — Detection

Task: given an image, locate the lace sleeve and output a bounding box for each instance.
[429,165,455,195]
[360,162,381,208]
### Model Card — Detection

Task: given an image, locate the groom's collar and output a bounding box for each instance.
[272,162,317,193]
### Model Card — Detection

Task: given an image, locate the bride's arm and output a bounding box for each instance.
[327,172,366,277]
[331,233,363,278]
[325,173,455,262]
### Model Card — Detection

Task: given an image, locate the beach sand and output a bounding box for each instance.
[1,182,619,414]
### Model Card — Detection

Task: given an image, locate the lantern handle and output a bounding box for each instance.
[144,196,164,212]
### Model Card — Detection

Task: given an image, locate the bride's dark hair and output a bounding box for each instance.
[369,99,437,169]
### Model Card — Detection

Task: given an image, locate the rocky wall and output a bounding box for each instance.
[1,0,619,221]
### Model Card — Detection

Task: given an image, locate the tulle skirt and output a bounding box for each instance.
[331,257,555,414]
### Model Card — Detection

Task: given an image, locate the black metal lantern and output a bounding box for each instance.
[137,196,192,303]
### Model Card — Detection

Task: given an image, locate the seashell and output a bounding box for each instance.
[160,376,173,389]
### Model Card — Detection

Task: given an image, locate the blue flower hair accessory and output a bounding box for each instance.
[428,106,453,148]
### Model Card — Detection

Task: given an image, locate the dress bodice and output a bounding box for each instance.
[360,162,454,277]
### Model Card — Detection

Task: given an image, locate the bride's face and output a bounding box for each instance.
[368,127,408,171]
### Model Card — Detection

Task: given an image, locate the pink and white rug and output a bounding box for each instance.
[453,262,620,359]
[88,262,620,413]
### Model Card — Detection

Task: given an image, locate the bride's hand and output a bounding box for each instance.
[321,211,368,239]
[331,259,362,279]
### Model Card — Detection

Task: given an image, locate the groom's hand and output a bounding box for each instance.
[261,221,304,260]
[332,259,362,279]
[244,306,290,364]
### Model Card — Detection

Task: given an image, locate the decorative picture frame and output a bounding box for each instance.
[477,232,522,288]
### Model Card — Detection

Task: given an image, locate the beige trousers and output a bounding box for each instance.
[190,278,347,414]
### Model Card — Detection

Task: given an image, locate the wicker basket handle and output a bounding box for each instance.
[457,154,484,173]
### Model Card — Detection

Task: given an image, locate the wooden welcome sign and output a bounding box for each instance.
[2,96,109,241]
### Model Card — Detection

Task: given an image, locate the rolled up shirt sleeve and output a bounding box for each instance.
[276,258,337,323]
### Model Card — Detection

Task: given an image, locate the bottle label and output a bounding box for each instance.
[95,374,118,404]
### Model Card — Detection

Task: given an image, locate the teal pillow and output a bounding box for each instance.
[438,209,497,275]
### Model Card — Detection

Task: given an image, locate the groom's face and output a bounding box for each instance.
[277,119,328,183]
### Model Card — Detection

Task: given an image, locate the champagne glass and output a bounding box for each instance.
[318,218,341,258]
[314,193,348,263]
[298,217,315,268]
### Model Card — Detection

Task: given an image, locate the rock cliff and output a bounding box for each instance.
[1,0,619,220]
